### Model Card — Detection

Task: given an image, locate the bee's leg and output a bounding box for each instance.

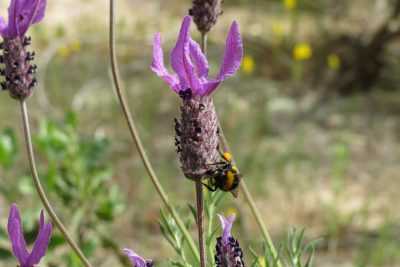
[202,182,217,192]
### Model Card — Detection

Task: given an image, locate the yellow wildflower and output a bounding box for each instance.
[57,46,70,59]
[258,257,266,267]
[327,53,341,70]
[284,0,297,10]
[242,55,255,74]
[70,40,81,52]
[272,21,285,39]
[293,42,312,61]
[225,207,238,217]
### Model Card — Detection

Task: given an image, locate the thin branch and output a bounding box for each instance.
[108,0,199,262]
[20,100,92,267]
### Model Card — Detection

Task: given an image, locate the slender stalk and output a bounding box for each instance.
[218,124,282,267]
[195,180,206,267]
[108,0,199,262]
[200,31,283,267]
[19,100,92,267]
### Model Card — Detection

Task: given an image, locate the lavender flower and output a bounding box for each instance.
[0,0,46,99]
[215,214,246,267]
[123,248,153,267]
[151,15,242,97]
[7,204,52,267]
[151,16,243,180]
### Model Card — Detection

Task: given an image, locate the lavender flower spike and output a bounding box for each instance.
[7,203,52,267]
[0,0,47,99]
[151,15,243,97]
[215,214,246,267]
[123,248,153,267]
[152,16,243,180]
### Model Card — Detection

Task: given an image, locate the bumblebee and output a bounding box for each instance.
[203,151,241,197]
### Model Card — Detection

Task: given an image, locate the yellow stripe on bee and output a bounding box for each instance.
[224,171,235,191]
[223,152,232,162]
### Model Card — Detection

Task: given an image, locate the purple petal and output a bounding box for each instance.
[201,79,221,95]
[16,0,47,36]
[0,16,7,36]
[217,214,236,246]
[3,0,20,38]
[151,33,181,92]
[7,204,29,265]
[170,16,201,94]
[25,214,52,267]
[30,0,47,25]
[217,21,243,80]
[189,39,209,78]
[123,248,149,267]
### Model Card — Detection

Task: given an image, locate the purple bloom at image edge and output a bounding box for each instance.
[0,0,47,39]
[151,15,243,97]
[123,248,153,267]
[7,203,52,267]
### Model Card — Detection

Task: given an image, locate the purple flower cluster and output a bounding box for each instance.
[151,15,243,97]
[7,204,52,267]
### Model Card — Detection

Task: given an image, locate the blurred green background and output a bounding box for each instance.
[1,0,400,266]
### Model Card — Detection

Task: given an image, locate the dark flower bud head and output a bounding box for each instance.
[123,248,153,267]
[0,0,47,100]
[151,16,243,180]
[215,214,246,267]
[189,0,224,33]
[7,204,52,267]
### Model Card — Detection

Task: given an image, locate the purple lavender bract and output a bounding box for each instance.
[7,204,52,267]
[215,214,246,267]
[123,248,153,267]
[0,0,46,99]
[151,16,243,180]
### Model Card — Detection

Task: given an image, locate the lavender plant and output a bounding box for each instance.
[0,0,92,266]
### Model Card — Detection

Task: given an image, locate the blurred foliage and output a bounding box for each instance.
[0,112,125,267]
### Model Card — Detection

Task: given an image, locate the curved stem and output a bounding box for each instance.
[195,180,206,267]
[108,0,199,262]
[20,100,92,267]
[218,123,282,267]
[200,31,282,267]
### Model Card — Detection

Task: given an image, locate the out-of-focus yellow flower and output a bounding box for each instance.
[327,53,341,70]
[272,21,285,39]
[284,0,297,10]
[57,46,70,58]
[258,257,266,267]
[57,40,81,59]
[293,42,312,61]
[70,40,81,52]
[225,207,237,217]
[242,55,255,74]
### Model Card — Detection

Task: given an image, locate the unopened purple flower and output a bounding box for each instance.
[0,0,46,39]
[215,214,246,267]
[7,204,52,267]
[123,248,153,267]
[151,15,243,97]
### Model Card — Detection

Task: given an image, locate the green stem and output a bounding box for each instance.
[20,100,92,267]
[195,180,206,267]
[108,0,199,262]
